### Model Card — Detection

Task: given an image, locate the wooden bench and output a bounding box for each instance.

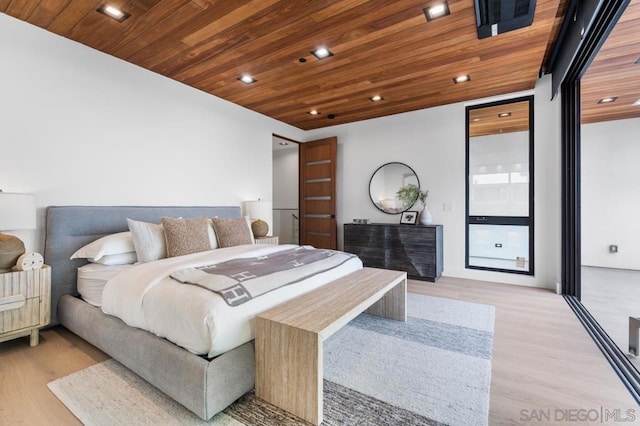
[255,267,407,425]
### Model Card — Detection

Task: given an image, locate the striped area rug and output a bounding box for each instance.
[48,293,494,425]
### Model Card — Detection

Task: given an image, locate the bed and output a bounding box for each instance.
[44,205,361,420]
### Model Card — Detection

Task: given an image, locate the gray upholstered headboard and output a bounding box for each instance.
[44,205,241,325]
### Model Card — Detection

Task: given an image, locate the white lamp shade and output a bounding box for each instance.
[243,200,273,235]
[0,193,36,231]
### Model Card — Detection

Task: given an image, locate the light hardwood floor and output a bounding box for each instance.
[581,266,640,369]
[0,276,637,425]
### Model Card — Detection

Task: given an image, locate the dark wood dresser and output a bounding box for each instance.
[343,223,443,281]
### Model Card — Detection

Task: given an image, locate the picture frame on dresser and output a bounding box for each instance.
[400,211,418,225]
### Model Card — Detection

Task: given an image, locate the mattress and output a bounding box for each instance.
[102,244,363,358]
[77,263,132,307]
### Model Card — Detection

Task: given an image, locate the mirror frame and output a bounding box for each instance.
[369,162,420,215]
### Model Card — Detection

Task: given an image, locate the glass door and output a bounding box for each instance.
[578,0,640,367]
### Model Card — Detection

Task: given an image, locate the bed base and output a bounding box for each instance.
[58,295,254,420]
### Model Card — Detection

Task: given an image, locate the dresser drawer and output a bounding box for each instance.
[344,223,443,281]
[0,267,51,335]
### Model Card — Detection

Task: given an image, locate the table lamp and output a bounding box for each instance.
[0,192,36,272]
[243,200,273,238]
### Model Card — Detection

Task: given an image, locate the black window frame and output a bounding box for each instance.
[465,95,535,276]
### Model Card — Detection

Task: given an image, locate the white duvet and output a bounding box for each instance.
[102,244,362,358]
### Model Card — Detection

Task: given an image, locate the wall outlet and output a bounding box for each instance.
[442,202,453,212]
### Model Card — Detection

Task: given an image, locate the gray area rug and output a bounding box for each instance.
[48,294,494,425]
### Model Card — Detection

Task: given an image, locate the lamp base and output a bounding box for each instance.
[251,220,269,238]
[0,232,26,271]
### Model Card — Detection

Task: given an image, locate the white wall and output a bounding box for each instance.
[305,76,561,289]
[0,14,305,252]
[0,15,562,289]
[581,117,640,270]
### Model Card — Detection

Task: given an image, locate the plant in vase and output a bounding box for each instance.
[395,184,421,209]
[396,184,431,224]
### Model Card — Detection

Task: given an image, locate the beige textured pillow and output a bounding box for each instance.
[211,217,254,248]
[161,217,212,258]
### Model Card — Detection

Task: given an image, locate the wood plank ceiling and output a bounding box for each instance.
[2,0,566,130]
[581,0,640,124]
[469,100,529,137]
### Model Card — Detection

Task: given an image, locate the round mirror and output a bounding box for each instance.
[369,162,420,214]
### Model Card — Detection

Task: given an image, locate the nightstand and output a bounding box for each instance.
[0,266,51,346]
[255,236,279,245]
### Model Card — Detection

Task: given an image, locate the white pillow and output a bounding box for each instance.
[127,219,167,262]
[89,252,138,265]
[207,219,218,249]
[245,216,256,244]
[70,232,135,262]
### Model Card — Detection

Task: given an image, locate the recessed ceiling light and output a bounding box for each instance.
[424,1,450,21]
[633,99,640,106]
[97,4,130,22]
[308,110,320,116]
[473,118,481,122]
[238,75,256,84]
[327,114,336,119]
[311,47,333,60]
[498,112,511,118]
[370,95,384,102]
[598,97,617,104]
[636,57,640,65]
[453,74,470,84]
[279,142,289,146]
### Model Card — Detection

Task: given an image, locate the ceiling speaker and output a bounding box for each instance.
[474,0,536,39]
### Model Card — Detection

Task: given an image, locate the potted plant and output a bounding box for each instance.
[396,184,431,224]
[396,184,427,206]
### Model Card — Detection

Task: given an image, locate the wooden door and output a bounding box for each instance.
[299,137,337,249]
